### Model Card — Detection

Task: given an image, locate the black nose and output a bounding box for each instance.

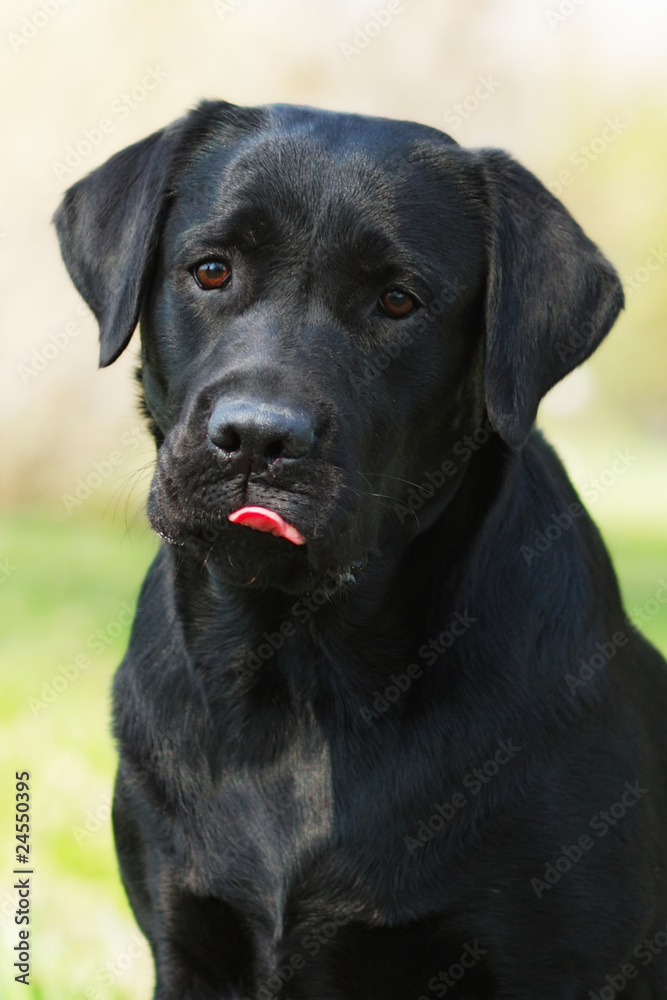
[207,397,316,463]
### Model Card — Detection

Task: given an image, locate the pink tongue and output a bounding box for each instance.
[228,506,305,545]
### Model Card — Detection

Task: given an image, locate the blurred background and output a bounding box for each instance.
[0,0,665,995]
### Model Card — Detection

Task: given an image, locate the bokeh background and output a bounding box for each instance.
[1,0,666,995]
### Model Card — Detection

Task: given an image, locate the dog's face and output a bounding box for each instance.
[141,110,490,592]
[55,101,623,593]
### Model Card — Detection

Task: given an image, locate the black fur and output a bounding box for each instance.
[55,100,667,999]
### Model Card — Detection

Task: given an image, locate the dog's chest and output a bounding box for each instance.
[177,732,335,933]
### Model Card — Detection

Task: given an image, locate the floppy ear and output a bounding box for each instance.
[480,149,624,449]
[53,121,183,367]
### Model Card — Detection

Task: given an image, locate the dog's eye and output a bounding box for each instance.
[193,260,231,290]
[378,288,417,319]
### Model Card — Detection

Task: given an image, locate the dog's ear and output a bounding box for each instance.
[53,121,182,367]
[480,149,624,449]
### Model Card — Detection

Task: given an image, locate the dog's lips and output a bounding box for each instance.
[228,505,306,545]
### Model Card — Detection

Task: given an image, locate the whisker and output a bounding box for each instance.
[328,462,425,493]
[104,463,155,525]
[358,472,425,489]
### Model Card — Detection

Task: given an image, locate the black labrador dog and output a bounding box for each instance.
[55,101,667,999]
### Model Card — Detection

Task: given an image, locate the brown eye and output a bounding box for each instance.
[379,288,417,318]
[193,260,231,289]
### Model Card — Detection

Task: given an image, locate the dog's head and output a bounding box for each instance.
[55,101,622,593]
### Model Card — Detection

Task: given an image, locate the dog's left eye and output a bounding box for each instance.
[378,288,418,319]
[192,260,231,290]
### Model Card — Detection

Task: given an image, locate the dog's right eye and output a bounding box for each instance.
[192,260,231,290]
[378,288,418,319]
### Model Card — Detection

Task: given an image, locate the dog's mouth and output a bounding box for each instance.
[146,434,373,593]
[228,505,306,546]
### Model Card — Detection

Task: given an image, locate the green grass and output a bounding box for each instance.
[599,521,667,652]
[0,509,157,1000]
[0,505,665,998]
